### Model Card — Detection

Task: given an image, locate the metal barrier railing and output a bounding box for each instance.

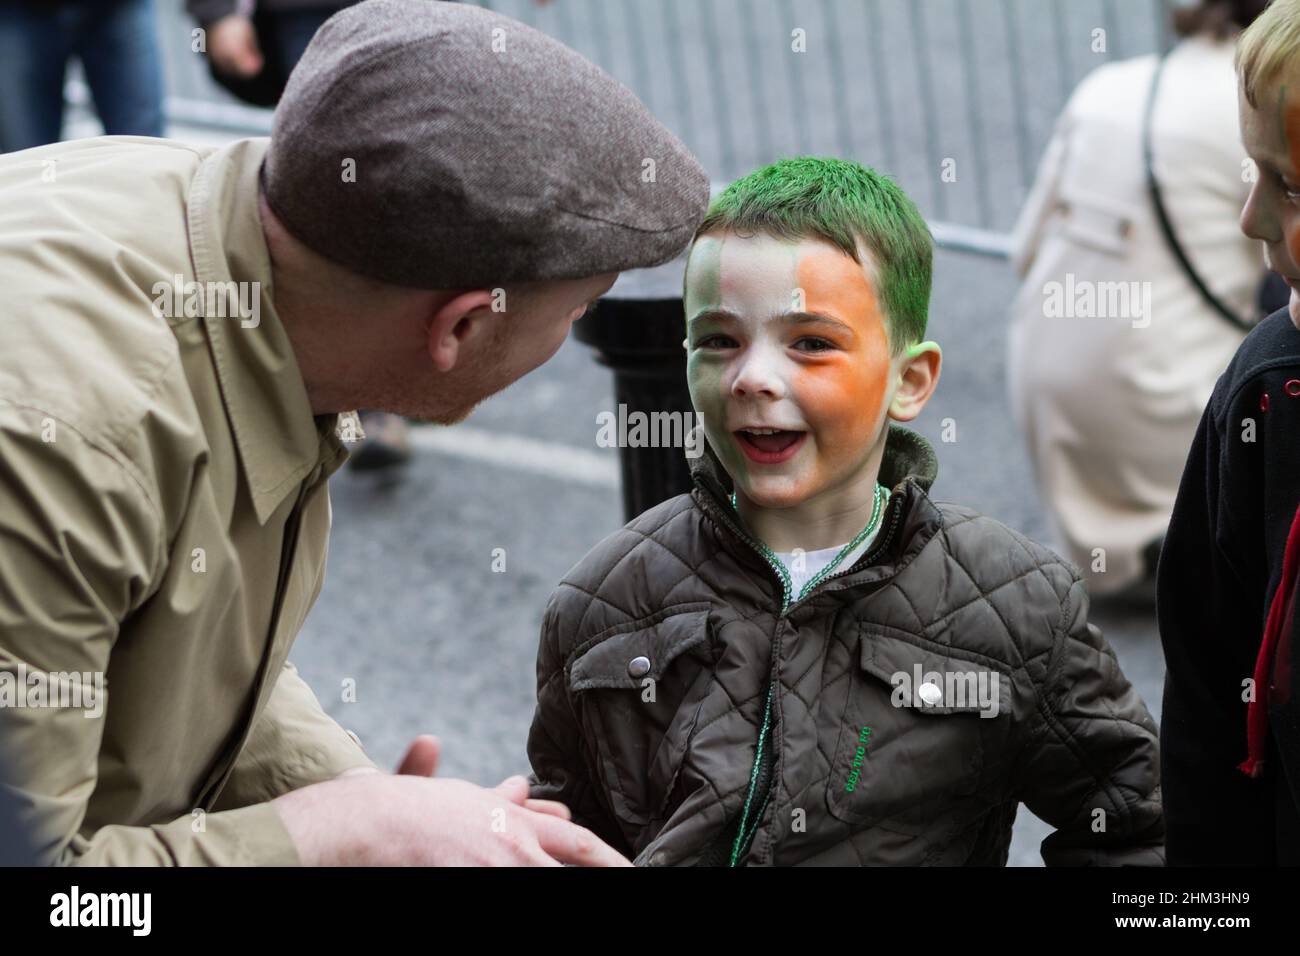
[137,0,1176,258]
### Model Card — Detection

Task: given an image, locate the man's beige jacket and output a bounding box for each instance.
[0,135,376,865]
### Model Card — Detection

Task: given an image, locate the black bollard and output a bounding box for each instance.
[573,296,696,523]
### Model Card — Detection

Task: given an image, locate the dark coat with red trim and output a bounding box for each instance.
[1159,307,1300,865]
[528,424,1165,866]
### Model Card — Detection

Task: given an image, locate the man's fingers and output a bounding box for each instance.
[492,774,531,805]
[516,840,565,867]
[522,798,571,820]
[498,779,573,819]
[531,815,632,867]
[396,735,440,776]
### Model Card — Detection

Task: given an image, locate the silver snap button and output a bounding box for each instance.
[628,656,651,678]
[918,682,943,706]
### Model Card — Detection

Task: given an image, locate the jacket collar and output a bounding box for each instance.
[688,422,944,587]
[186,137,359,525]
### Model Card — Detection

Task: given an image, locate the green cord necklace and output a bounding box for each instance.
[729,481,890,608]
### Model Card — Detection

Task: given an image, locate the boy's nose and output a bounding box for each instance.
[1241,180,1283,245]
[730,355,786,400]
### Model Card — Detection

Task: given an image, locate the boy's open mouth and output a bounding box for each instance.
[734,428,807,464]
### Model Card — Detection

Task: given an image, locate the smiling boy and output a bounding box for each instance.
[528,158,1163,866]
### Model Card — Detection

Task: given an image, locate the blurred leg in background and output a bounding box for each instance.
[0,0,163,154]
[0,1,76,151]
[77,0,165,139]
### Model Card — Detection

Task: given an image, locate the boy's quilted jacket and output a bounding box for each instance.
[527,425,1164,866]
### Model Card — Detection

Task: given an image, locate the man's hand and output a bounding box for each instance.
[275,735,627,865]
[206,14,263,79]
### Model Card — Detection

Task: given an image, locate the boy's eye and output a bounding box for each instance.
[1277,172,1300,200]
[793,336,835,353]
[694,334,737,349]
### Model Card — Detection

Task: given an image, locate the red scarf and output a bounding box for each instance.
[1239,500,1300,778]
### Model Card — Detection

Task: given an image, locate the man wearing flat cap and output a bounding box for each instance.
[0,0,709,865]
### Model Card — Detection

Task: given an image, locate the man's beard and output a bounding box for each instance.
[420,394,485,426]
[363,383,488,426]
[362,342,512,425]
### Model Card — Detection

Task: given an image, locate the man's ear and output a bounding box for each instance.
[427,290,498,373]
[888,341,942,422]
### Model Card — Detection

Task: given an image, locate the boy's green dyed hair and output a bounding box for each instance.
[689,157,933,354]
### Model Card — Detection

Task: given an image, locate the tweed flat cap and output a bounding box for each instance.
[262,0,710,289]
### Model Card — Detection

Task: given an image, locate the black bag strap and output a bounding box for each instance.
[1142,48,1256,333]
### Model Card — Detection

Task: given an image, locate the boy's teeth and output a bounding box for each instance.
[739,429,801,454]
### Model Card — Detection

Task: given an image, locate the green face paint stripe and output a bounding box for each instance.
[690,235,724,315]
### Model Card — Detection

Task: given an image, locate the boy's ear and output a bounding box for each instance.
[888,341,942,422]
[427,289,498,373]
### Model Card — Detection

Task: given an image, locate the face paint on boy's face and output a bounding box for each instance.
[684,231,894,508]
[1281,90,1300,330]
[1241,80,1300,330]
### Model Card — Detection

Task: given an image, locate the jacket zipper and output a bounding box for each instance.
[697,490,794,612]
[692,492,788,866]
[695,482,904,865]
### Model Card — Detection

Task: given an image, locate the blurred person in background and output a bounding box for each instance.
[1006,0,1278,603]
[0,0,165,153]
[188,0,357,106]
